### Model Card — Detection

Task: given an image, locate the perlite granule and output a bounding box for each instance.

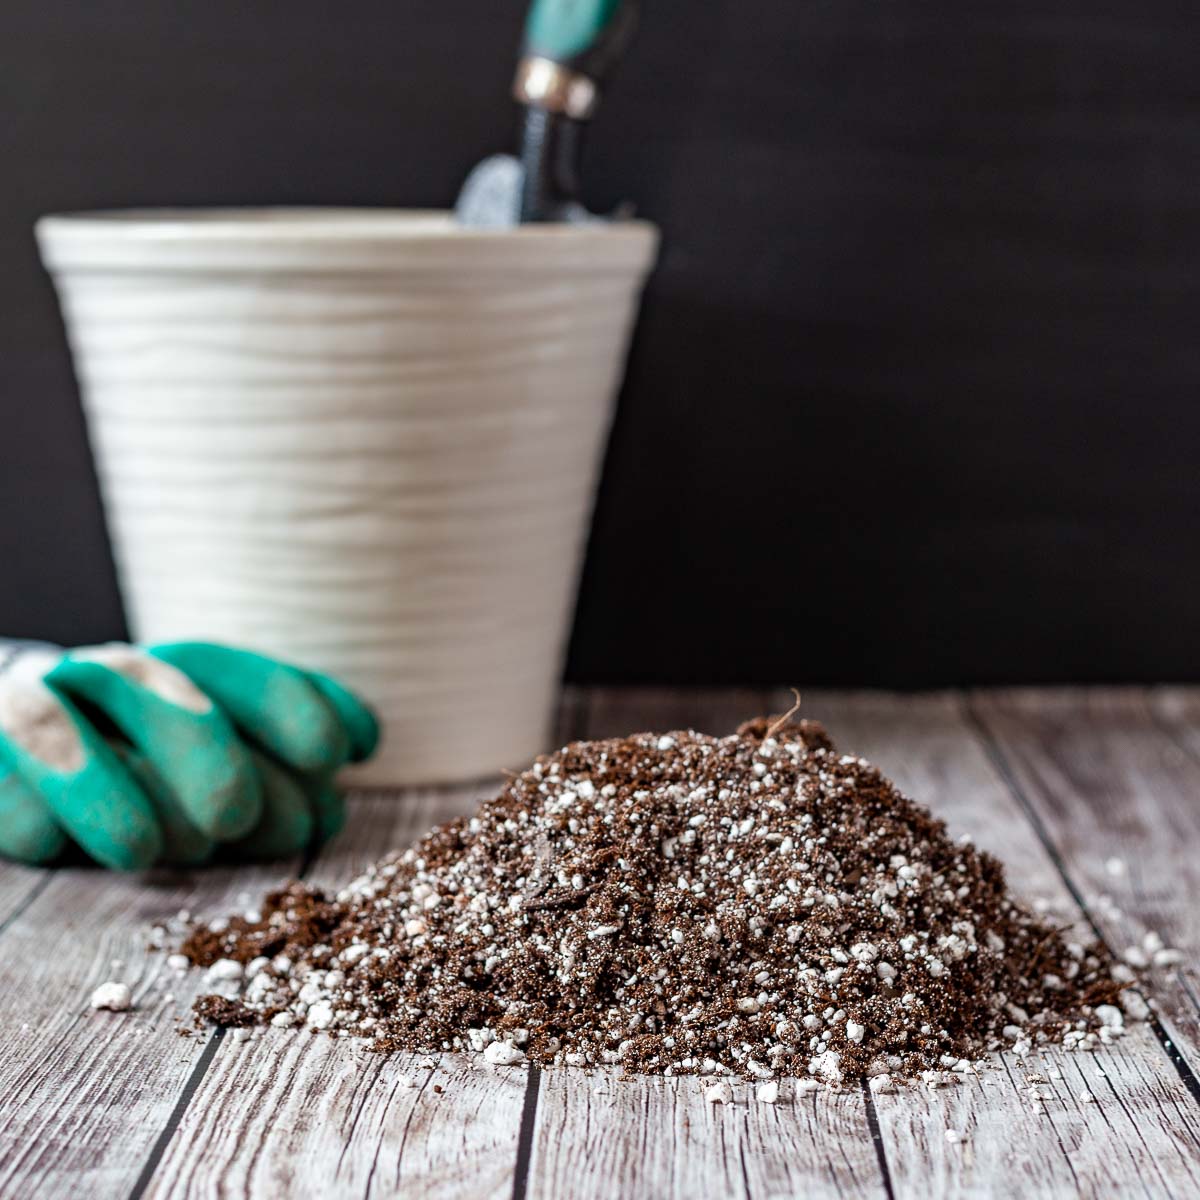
[90,981,133,1012]
[178,716,1136,1085]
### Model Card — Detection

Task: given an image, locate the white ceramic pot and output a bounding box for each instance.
[37,209,658,785]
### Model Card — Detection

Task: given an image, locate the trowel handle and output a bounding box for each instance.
[513,0,638,220]
[520,0,638,101]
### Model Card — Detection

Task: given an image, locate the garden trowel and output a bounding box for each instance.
[456,0,639,226]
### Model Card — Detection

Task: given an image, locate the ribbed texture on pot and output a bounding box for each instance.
[38,211,657,784]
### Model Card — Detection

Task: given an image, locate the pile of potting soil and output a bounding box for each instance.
[180,715,1136,1086]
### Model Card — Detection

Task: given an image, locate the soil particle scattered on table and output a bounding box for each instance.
[90,981,133,1012]
[180,714,1138,1085]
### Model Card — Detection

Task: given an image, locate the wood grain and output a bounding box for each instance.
[0,856,304,1199]
[0,859,52,930]
[971,688,1200,1076]
[791,690,1200,1200]
[530,1068,880,1200]
[523,687,883,1200]
[139,783,526,1200]
[581,687,771,742]
[143,1038,529,1200]
[3,688,1200,1199]
[138,694,584,1200]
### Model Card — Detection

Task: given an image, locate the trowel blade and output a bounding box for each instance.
[455,155,524,228]
[455,154,603,228]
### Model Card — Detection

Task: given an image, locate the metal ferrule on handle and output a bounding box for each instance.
[513,56,599,120]
[517,0,638,115]
[513,0,637,220]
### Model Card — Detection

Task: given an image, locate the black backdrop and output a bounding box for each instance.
[2,2,1197,684]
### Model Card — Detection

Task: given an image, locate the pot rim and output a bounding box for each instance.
[36,207,660,276]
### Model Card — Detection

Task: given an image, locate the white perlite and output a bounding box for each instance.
[483,1041,525,1066]
[178,721,1149,1086]
[307,1002,337,1030]
[90,982,132,1012]
[1120,991,1151,1020]
[809,1050,843,1086]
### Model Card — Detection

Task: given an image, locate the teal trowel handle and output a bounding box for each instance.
[520,0,638,106]
[513,0,638,221]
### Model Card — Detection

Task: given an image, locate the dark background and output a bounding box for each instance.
[2,2,1197,684]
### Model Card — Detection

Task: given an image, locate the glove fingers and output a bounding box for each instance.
[47,655,262,842]
[0,686,161,870]
[303,672,380,764]
[110,743,215,867]
[0,756,68,865]
[228,750,315,861]
[149,644,350,773]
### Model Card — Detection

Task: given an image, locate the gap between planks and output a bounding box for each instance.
[967,689,1200,1080]
[0,847,311,1198]
[790,688,1200,1199]
[522,688,885,1200]
[133,693,589,1200]
[1,689,1198,1199]
[113,688,1200,1199]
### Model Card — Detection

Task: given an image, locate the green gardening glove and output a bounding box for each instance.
[0,640,378,870]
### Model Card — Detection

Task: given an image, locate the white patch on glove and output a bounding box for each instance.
[73,644,212,714]
[0,651,84,772]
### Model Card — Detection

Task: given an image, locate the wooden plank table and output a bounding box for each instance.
[0,688,1197,1199]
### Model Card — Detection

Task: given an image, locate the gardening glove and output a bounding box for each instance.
[0,640,378,870]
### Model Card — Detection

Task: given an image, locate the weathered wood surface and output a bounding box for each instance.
[799,690,1200,1200]
[0,688,1196,1199]
[0,854,306,1197]
[972,689,1200,1076]
[136,698,588,1200]
[525,689,881,1200]
[141,784,521,1200]
[529,1068,880,1200]
[0,858,53,931]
